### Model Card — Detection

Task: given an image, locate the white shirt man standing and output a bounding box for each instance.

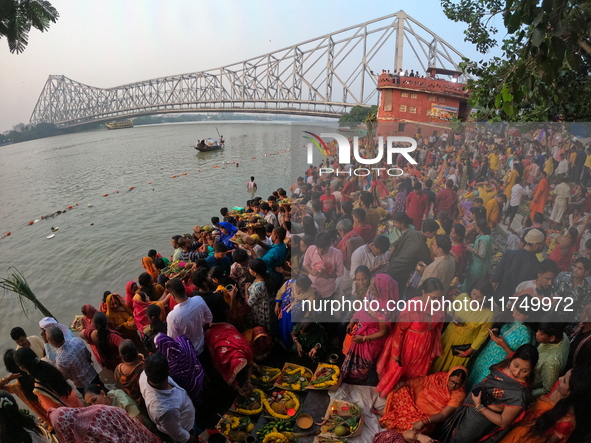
[166,278,212,355]
[140,353,196,443]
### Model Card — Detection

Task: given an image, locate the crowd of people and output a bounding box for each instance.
[2,126,591,443]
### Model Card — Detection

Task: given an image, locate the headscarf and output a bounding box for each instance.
[49,405,160,443]
[105,293,136,330]
[217,221,238,248]
[141,257,159,281]
[244,327,273,359]
[355,274,399,323]
[415,365,467,414]
[81,304,98,331]
[132,293,165,332]
[125,281,137,307]
[337,228,360,261]
[370,179,389,199]
[39,317,73,340]
[154,333,204,403]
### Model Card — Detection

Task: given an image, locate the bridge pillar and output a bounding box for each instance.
[394,11,406,73]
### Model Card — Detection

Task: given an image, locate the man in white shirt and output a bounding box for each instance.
[140,353,196,443]
[166,278,212,355]
[10,327,45,359]
[349,235,391,292]
[503,177,532,226]
[554,153,569,176]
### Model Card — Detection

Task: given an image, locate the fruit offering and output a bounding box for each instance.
[308,364,340,389]
[320,400,363,438]
[256,419,294,441]
[262,390,301,420]
[217,414,254,442]
[233,389,264,415]
[262,431,290,443]
[252,366,281,390]
[275,363,313,391]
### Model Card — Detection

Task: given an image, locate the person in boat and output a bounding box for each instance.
[199,139,206,148]
[220,135,224,144]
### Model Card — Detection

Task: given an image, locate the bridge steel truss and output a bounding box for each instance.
[30,11,469,128]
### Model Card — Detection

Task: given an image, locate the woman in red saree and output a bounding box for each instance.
[376,277,445,398]
[125,280,138,308]
[378,366,467,433]
[205,323,253,393]
[341,274,399,384]
[132,290,169,334]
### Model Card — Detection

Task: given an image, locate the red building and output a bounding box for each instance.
[376,68,470,138]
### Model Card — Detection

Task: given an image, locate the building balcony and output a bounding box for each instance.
[377,73,469,98]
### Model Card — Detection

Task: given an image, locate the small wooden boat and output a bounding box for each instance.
[195,138,224,152]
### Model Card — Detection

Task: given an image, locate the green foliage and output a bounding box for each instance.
[0,0,59,53]
[339,105,377,123]
[442,0,591,121]
[0,268,55,320]
[2,122,58,144]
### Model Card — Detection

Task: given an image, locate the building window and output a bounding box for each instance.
[438,97,446,103]
[384,90,393,112]
[399,105,407,112]
[410,93,418,99]
[409,106,417,113]
[401,92,408,97]
[428,95,435,101]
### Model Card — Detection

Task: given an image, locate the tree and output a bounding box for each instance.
[339,105,378,123]
[0,0,59,54]
[442,0,591,121]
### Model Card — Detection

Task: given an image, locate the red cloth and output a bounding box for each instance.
[376,297,445,398]
[341,179,358,202]
[320,193,337,212]
[125,281,137,308]
[353,224,374,244]
[406,191,429,228]
[435,188,458,217]
[379,366,467,431]
[205,323,253,385]
[548,244,577,272]
[49,405,160,443]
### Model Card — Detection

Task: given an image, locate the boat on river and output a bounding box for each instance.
[195,138,224,152]
[105,120,133,130]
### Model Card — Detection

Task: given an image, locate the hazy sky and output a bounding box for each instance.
[0,0,503,132]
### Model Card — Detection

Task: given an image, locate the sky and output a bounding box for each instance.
[0,0,504,132]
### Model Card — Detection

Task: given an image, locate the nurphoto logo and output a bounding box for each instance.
[303,131,418,177]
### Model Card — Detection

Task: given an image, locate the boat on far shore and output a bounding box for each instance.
[105,119,134,130]
[195,138,224,152]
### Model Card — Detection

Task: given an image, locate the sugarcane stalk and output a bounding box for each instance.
[0,268,56,320]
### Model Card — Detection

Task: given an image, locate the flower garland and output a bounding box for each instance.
[262,391,300,420]
[262,431,290,443]
[234,389,264,415]
[309,364,340,388]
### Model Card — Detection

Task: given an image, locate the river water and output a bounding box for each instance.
[0,121,322,368]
